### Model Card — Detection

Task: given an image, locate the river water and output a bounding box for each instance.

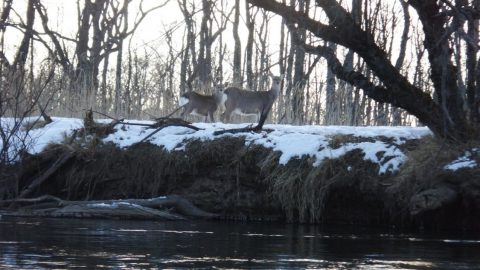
[0,216,479,269]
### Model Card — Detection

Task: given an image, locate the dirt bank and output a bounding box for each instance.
[2,133,479,232]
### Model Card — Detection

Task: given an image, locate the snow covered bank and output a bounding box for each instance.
[3,117,480,229]
[3,117,433,174]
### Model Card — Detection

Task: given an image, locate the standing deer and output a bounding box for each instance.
[179,86,225,122]
[221,75,283,125]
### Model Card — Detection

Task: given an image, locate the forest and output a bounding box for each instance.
[0,0,480,226]
[0,0,477,137]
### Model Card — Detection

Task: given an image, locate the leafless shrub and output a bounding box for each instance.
[0,62,57,172]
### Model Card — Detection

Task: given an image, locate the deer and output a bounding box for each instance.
[221,75,283,125]
[179,85,225,123]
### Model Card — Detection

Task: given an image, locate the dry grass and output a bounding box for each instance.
[260,147,381,223]
[386,135,480,217]
[327,134,375,149]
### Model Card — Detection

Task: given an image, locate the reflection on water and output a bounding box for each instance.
[0,215,479,269]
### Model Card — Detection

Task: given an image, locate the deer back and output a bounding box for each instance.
[223,87,275,114]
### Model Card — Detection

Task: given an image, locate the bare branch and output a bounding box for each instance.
[33,1,72,71]
[124,0,169,38]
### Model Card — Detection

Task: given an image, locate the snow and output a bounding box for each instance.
[443,149,479,171]
[87,202,120,209]
[1,117,434,174]
[28,117,84,153]
[0,117,83,159]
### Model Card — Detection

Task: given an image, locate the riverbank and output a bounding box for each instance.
[1,116,479,231]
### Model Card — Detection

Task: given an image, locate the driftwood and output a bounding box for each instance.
[141,118,202,142]
[215,103,275,135]
[409,185,458,215]
[18,151,75,199]
[11,202,185,220]
[81,110,202,142]
[1,195,217,220]
[79,109,124,138]
[213,124,273,135]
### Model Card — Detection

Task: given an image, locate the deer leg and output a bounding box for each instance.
[255,107,271,130]
[209,111,215,123]
[181,106,192,120]
[222,109,233,123]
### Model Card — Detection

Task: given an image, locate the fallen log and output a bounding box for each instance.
[10,202,185,220]
[1,195,218,220]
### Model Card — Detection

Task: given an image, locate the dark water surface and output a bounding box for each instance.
[0,215,479,269]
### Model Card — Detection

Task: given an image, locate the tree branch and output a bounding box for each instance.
[286,23,407,107]
[33,1,72,71]
[248,0,468,139]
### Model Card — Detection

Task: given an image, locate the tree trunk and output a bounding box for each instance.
[277,2,287,122]
[466,0,479,122]
[13,0,35,71]
[196,0,212,89]
[180,33,190,94]
[324,42,337,125]
[233,0,242,86]
[178,0,196,92]
[291,0,308,125]
[101,53,109,113]
[245,1,255,90]
[0,0,13,81]
[114,41,123,116]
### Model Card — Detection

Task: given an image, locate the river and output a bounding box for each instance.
[0,216,479,269]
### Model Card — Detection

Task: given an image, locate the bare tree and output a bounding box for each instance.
[34,0,166,115]
[249,0,480,141]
